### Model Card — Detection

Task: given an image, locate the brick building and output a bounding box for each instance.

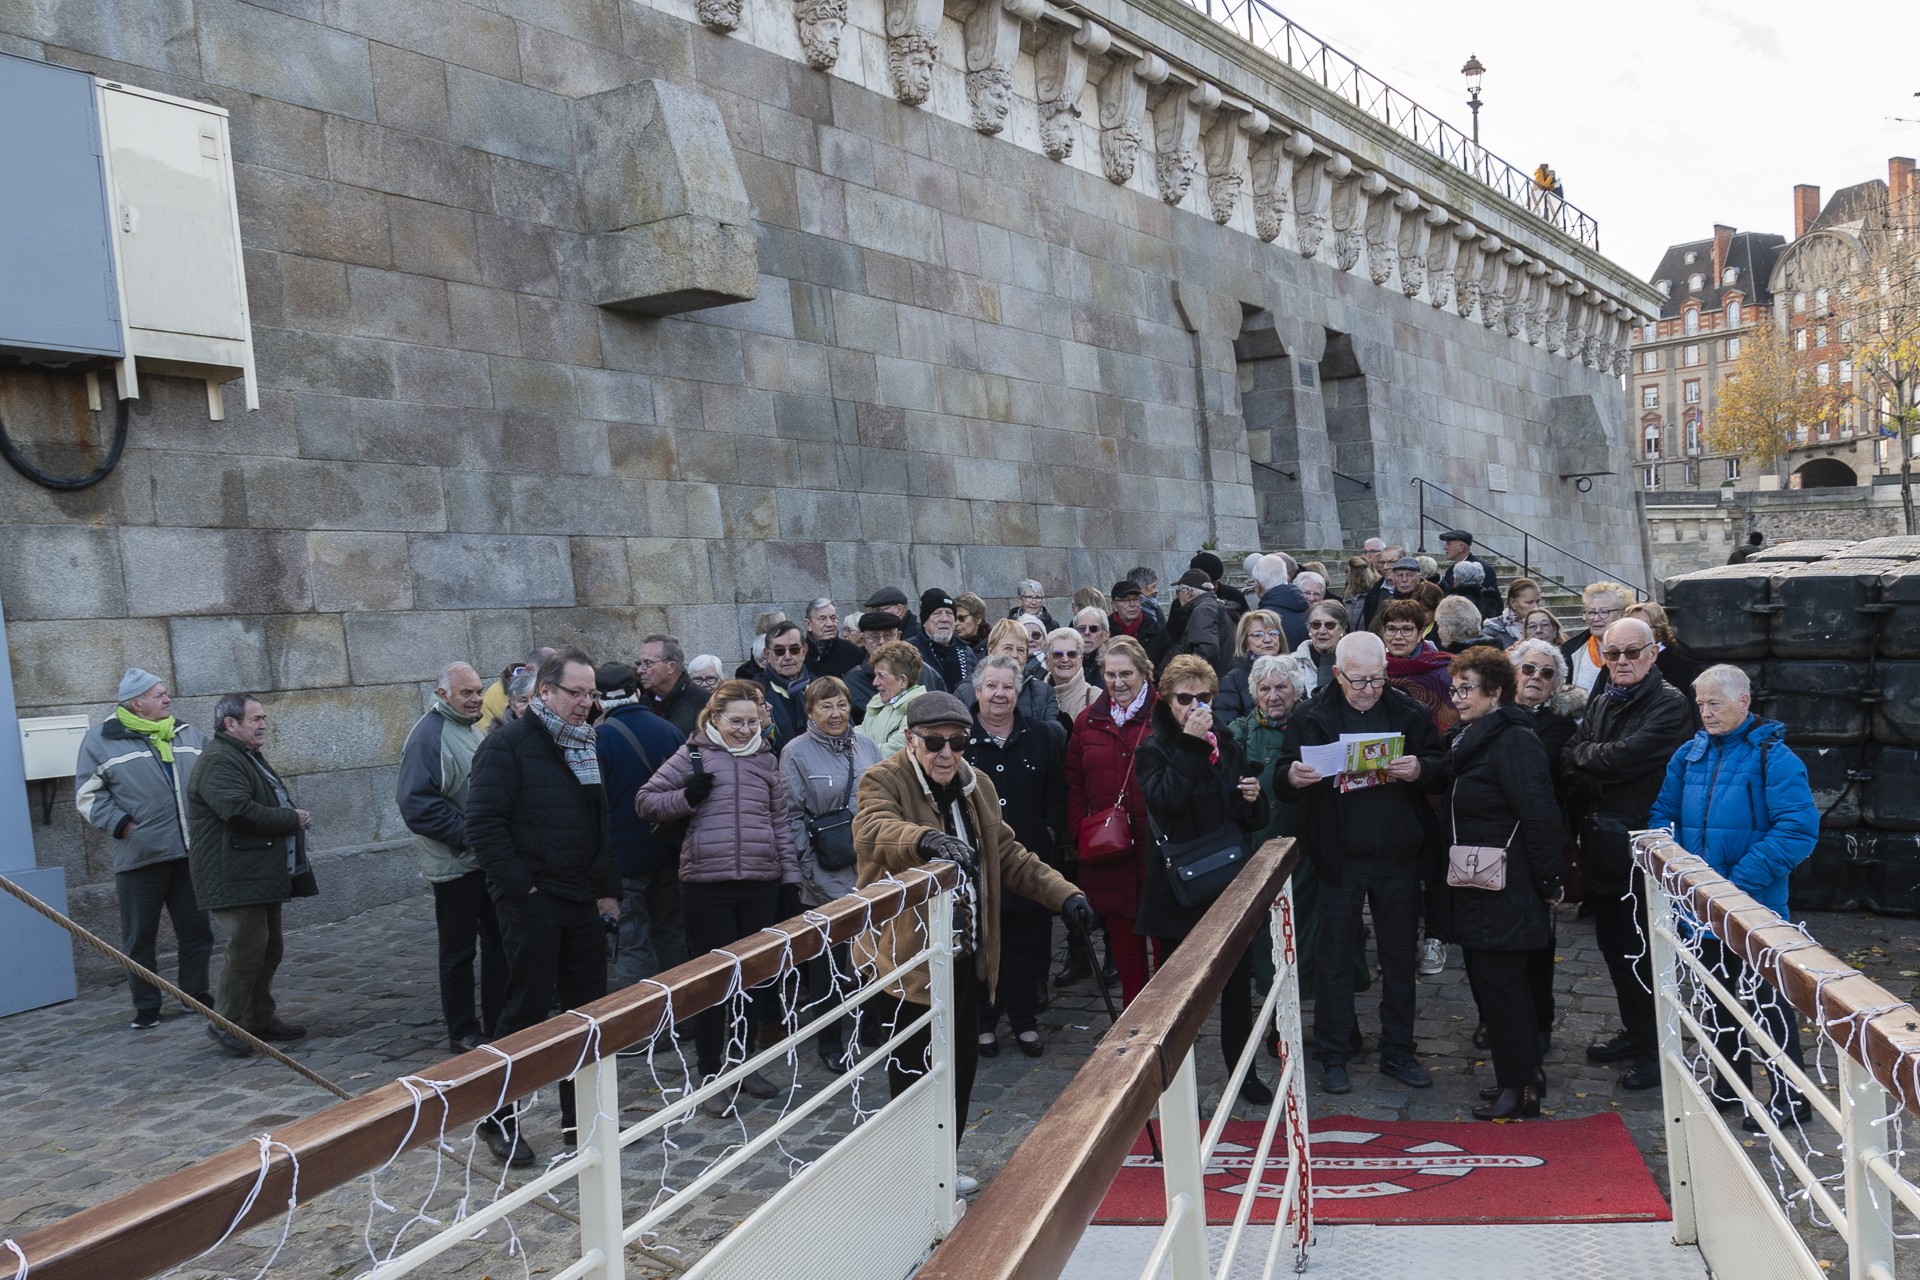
[1628,225,1783,493]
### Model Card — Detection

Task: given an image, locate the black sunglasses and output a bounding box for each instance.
[915,731,970,753]
[1171,691,1211,706]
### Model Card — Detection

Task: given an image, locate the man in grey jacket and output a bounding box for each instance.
[396,661,504,1055]
[75,668,215,1029]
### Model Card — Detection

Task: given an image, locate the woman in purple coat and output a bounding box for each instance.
[637,679,803,1116]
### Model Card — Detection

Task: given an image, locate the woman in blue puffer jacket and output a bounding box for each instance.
[1648,663,1817,1128]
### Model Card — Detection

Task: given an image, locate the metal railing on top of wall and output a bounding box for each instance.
[1169,0,1601,250]
[1412,476,1649,601]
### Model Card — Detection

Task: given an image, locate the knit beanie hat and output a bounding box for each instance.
[919,588,955,623]
[117,668,163,702]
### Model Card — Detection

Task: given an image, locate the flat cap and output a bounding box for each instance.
[905,691,972,728]
[862,586,909,609]
[1174,568,1213,590]
[1439,530,1473,545]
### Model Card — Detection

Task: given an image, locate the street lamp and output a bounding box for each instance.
[1462,53,1485,146]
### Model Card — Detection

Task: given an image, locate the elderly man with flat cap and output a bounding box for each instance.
[1107,578,1169,670]
[862,586,921,641]
[853,691,1095,1194]
[1437,530,1499,601]
[1166,568,1233,676]
[76,668,216,1029]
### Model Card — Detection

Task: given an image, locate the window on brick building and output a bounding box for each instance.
[1685,381,1701,405]
[1684,251,1698,265]
[1727,337,1742,359]
[1841,320,1853,341]
[1817,362,1830,386]
[1642,385,1659,409]
[1794,291,1807,314]
[1684,308,1699,335]
[1683,344,1701,367]
[1815,286,1830,314]
[1815,324,1828,346]
[1641,350,1659,373]
[1841,360,1853,384]
[1688,273,1704,292]
[1726,299,1741,326]
[1795,329,1809,351]
[1643,465,1661,490]
[1685,414,1703,454]
[1723,268,1740,287]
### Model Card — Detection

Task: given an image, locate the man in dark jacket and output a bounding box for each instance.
[1166,569,1233,676]
[801,598,863,678]
[1106,579,1168,670]
[1365,554,1424,630]
[186,693,312,1056]
[466,647,621,1166]
[1561,618,1694,1091]
[862,585,921,641]
[1253,552,1311,649]
[637,634,702,738]
[757,620,813,753]
[846,612,947,721]
[75,668,214,1029]
[396,661,503,1054]
[593,664,688,988]
[1276,632,1445,1095]
[1189,551,1250,623]
[912,588,976,692]
[1437,530,1499,600]
[1727,530,1765,564]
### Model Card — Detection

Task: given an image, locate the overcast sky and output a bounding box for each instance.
[1257,0,1917,282]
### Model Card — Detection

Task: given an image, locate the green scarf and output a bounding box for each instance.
[115,705,178,764]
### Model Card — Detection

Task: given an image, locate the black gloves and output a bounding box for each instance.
[916,831,975,865]
[778,883,804,920]
[1060,894,1096,934]
[683,771,716,805]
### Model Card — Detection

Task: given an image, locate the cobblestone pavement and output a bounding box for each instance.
[2,897,1914,1278]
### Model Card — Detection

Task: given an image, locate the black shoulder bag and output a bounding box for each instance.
[805,749,860,871]
[1149,808,1251,910]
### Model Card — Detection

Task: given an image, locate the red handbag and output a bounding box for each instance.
[1076,747,1138,864]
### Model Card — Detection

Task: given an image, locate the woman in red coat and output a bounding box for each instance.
[1065,635,1158,1002]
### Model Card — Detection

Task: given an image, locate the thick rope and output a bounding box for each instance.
[0,871,352,1101]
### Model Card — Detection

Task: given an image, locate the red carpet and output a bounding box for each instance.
[1092,1113,1670,1226]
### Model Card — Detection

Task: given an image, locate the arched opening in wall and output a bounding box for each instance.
[1234,309,1300,548]
[1792,457,1858,489]
[1320,328,1378,545]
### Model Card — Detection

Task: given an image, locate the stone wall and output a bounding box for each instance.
[0,0,1651,984]
[1643,484,1914,584]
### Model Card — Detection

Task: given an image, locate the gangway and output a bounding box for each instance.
[8,834,1920,1280]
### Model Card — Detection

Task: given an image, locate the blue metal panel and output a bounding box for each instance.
[0,587,79,1015]
[0,51,122,364]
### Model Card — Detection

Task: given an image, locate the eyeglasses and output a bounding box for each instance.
[1048,650,1080,661]
[1340,674,1388,689]
[1600,644,1652,662]
[1076,624,1105,634]
[1308,621,1342,631]
[556,684,601,701]
[1171,691,1212,706]
[1517,663,1552,678]
[692,675,720,688]
[1584,607,1623,621]
[1382,626,1419,639]
[914,731,970,754]
[1449,684,1482,699]
[769,645,804,657]
[1248,628,1280,641]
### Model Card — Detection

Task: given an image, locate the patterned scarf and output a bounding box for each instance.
[1603,677,1641,704]
[115,705,177,764]
[529,696,601,785]
[1108,682,1151,727]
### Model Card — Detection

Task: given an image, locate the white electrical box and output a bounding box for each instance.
[19,715,90,782]
[97,80,257,420]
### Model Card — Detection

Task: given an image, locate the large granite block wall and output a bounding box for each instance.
[0,0,1645,980]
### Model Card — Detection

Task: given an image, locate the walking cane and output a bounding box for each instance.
[1072,913,1163,1165]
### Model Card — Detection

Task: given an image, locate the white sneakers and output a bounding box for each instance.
[1417,937,1447,976]
[955,1174,980,1196]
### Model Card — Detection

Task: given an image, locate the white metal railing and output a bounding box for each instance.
[1637,831,1920,1280]
[1173,0,1602,249]
[359,887,962,1280]
[1139,882,1312,1279]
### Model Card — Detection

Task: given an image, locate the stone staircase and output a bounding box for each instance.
[1281,547,1588,630]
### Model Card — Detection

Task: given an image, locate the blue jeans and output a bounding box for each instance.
[615,871,688,988]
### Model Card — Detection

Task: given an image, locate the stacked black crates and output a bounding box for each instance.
[1664,540,1920,916]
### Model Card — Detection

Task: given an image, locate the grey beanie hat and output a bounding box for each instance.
[904,691,972,729]
[117,668,163,702]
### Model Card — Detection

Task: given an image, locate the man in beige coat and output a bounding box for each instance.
[853,692,1094,1191]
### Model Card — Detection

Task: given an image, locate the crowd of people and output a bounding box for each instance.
[69,529,1821,1176]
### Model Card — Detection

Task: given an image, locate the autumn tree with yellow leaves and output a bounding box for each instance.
[1705,314,1839,472]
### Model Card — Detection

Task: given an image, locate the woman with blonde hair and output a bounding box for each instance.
[1215,608,1286,723]
[953,592,990,658]
[857,641,927,755]
[1625,600,1703,698]
[637,679,802,1114]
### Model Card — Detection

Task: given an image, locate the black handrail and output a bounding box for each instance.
[1252,459,1372,491]
[1412,477,1647,600]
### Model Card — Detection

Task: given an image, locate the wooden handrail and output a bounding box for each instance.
[1637,834,1920,1119]
[8,865,958,1280]
[917,837,1299,1280]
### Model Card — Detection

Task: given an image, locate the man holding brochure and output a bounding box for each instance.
[1276,631,1445,1095]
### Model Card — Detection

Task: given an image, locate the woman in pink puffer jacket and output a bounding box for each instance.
[637,679,803,1115]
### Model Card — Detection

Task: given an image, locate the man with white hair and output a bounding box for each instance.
[1253,551,1310,648]
[1072,605,1110,683]
[801,598,862,678]
[1649,663,1817,1128]
[1561,617,1693,1092]
[1277,631,1446,1095]
[397,661,504,1053]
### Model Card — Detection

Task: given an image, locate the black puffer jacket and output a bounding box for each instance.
[466,713,619,904]
[1135,701,1269,939]
[1443,706,1565,951]
[1561,668,1694,831]
[965,713,1068,913]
